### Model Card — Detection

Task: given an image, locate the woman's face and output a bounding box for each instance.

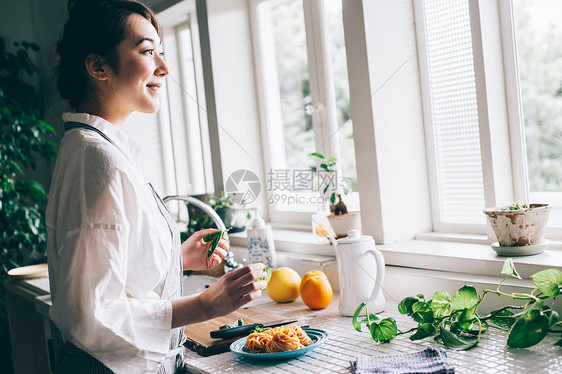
[107,13,169,116]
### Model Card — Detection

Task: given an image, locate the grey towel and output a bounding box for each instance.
[350,346,455,374]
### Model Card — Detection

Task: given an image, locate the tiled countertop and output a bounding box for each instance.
[183,294,562,374]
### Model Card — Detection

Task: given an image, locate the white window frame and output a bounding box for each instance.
[249,0,346,227]
[157,0,214,197]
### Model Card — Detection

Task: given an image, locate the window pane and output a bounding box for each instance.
[514,0,562,226]
[325,0,356,184]
[514,2,562,186]
[270,0,314,170]
[420,0,485,225]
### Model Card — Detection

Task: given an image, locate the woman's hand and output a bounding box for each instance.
[198,263,268,320]
[171,263,268,328]
[181,228,228,271]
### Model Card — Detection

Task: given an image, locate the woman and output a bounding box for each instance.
[46,1,267,373]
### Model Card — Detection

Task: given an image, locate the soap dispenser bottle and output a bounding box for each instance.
[247,208,276,268]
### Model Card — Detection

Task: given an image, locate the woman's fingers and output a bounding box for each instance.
[227,263,266,283]
[217,239,229,251]
[234,289,263,309]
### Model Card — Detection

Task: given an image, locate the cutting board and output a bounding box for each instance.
[183,307,287,356]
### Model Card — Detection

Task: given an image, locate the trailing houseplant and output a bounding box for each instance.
[310,152,359,238]
[0,35,56,370]
[352,258,562,350]
[0,35,57,284]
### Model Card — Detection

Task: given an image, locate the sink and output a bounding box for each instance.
[182,275,217,296]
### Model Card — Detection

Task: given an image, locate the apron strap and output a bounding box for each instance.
[64,121,126,158]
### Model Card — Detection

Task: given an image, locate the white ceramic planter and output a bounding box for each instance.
[327,212,362,238]
[483,204,550,247]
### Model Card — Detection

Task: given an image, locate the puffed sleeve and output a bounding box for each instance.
[48,142,173,374]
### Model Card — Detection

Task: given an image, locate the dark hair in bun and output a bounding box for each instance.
[56,0,159,108]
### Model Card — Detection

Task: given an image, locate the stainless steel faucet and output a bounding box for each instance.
[162,195,245,273]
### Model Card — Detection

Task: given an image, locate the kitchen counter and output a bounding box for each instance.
[8,277,562,373]
[183,295,562,374]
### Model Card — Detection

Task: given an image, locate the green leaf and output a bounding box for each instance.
[412,302,434,324]
[489,309,516,329]
[368,317,397,343]
[430,291,452,319]
[501,258,521,279]
[507,309,549,348]
[398,297,419,315]
[352,302,366,332]
[439,325,478,350]
[360,314,379,324]
[452,286,478,311]
[309,152,325,159]
[548,310,559,327]
[320,163,329,172]
[416,294,425,299]
[219,318,244,330]
[555,338,562,347]
[409,323,436,341]
[451,321,485,336]
[531,269,562,297]
[323,185,329,194]
[458,305,478,331]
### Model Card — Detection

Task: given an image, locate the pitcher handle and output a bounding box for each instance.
[365,248,385,303]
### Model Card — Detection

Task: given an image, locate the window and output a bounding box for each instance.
[123,0,213,197]
[513,0,562,231]
[416,0,486,230]
[250,0,358,224]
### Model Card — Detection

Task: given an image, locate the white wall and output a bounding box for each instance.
[343,0,432,244]
[205,0,267,212]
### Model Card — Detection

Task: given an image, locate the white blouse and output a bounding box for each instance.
[46,113,183,373]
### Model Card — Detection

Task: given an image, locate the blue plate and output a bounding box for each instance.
[230,328,327,361]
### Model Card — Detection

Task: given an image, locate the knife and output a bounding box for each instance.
[210,318,299,339]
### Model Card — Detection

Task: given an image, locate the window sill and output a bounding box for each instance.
[230,228,562,279]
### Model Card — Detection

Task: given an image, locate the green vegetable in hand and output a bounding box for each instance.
[352,258,562,350]
[203,228,231,259]
[219,318,244,330]
[256,267,272,283]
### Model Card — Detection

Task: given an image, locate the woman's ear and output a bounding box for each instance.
[85,54,110,81]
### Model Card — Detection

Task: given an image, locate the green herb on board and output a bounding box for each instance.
[219,318,244,330]
[352,258,562,350]
[251,325,271,334]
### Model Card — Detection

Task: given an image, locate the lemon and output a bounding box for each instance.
[266,267,301,303]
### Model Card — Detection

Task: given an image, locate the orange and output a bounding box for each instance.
[300,270,329,293]
[300,275,333,309]
[266,267,301,303]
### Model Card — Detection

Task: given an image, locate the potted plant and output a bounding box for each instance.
[310,152,360,238]
[0,36,56,370]
[483,202,550,256]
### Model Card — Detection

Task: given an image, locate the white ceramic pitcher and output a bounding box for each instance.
[329,230,386,316]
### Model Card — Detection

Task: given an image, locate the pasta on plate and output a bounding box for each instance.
[243,325,312,353]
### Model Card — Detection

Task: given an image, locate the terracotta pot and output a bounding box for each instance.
[483,204,550,246]
[327,212,362,238]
